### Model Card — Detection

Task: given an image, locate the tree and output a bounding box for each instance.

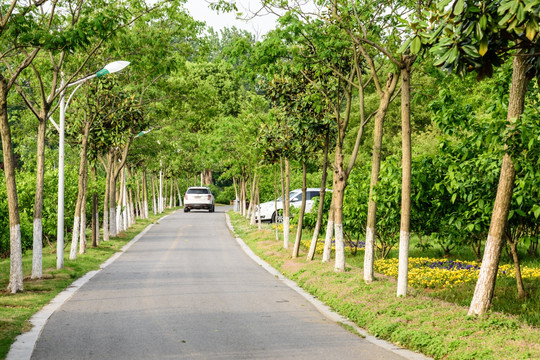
[0,1,52,293]
[419,0,539,316]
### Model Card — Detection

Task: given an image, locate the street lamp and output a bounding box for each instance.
[56,61,130,269]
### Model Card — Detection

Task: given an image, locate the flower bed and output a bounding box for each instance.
[375,257,540,288]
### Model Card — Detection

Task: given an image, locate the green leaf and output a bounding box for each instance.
[479,14,487,29]
[533,205,540,219]
[454,0,465,16]
[411,36,422,54]
[462,44,481,58]
[498,12,514,26]
[398,38,412,54]
[438,0,453,11]
[448,46,459,63]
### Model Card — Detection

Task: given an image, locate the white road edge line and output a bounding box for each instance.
[225,213,432,360]
[7,212,175,360]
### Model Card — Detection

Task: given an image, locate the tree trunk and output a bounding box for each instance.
[176,180,182,207]
[92,191,98,247]
[203,169,213,185]
[109,164,118,237]
[364,72,399,283]
[159,167,163,213]
[293,161,308,258]
[240,177,246,216]
[70,121,91,259]
[250,175,258,225]
[274,166,279,241]
[233,177,239,211]
[135,177,141,219]
[0,75,23,293]
[142,170,149,218]
[102,154,112,242]
[32,118,46,279]
[333,158,347,272]
[129,181,135,226]
[169,178,174,208]
[308,131,330,261]
[468,52,528,316]
[397,56,414,297]
[257,180,262,231]
[90,164,99,247]
[118,168,126,233]
[322,197,335,263]
[79,172,88,255]
[507,235,528,299]
[283,158,291,249]
[152,174,157,215]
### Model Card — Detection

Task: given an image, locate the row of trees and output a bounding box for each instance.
[215,0,539,317]
[1,0,538,323]
[0,0,214,292]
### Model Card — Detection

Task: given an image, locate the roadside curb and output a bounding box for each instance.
[225,213,431,360]
[7,212,175,360]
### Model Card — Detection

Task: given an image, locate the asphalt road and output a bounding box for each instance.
[30,207,413,360]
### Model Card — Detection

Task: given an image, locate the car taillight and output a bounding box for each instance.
[207,195,211,200]
[184,194,188,199]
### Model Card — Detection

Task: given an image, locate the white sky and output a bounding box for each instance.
[183,0,279,39]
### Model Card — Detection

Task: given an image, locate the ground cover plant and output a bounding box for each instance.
[0,209,177,360]
[229,212,540,360]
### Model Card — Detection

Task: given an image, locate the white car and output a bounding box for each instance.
[256,188,326,223]
[184,187,215,212]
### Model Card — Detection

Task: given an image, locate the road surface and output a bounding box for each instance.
[29,207,418,359]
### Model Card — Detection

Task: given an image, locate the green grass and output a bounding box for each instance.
[0,209,177,360]
[231,212,540,360]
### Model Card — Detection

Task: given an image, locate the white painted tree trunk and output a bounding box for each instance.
[169,179,174,208]
[94,206,100,245]
[241,179,247,216]
[307,226,319,261]
[257,185,262,231]
[152,175,157,215]
[364,227,375,283]
[159,167,163,213]
[110,202,117,237]
[334,224,345,272]
[79,210,87,255]
[144,199,149,219]
[322,212,334,263]
[283,217,290,249]
[121,169,128,231]
[397,231,410,296]
[250,200,256,225]
[129,187,136,225]
[70,216,80,260]
[116,202,122,232]
[31,219,43,279]
[8,224,23,293]
[103,207,109,241]
[176,181,182,207]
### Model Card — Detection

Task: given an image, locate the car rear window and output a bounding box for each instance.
[187,188,210,195]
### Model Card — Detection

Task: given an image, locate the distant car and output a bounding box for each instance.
[256,188,326,223]
[184,187,215,212]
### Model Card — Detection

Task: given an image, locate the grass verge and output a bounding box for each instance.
[0,209,177,360]
[229,212,540,360]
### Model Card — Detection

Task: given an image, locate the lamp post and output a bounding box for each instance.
[56,61,130,269]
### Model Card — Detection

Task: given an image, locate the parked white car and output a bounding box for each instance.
[184,187,215,212]
[256,188,326,223]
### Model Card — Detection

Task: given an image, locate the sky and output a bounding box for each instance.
[183,0,279,39]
